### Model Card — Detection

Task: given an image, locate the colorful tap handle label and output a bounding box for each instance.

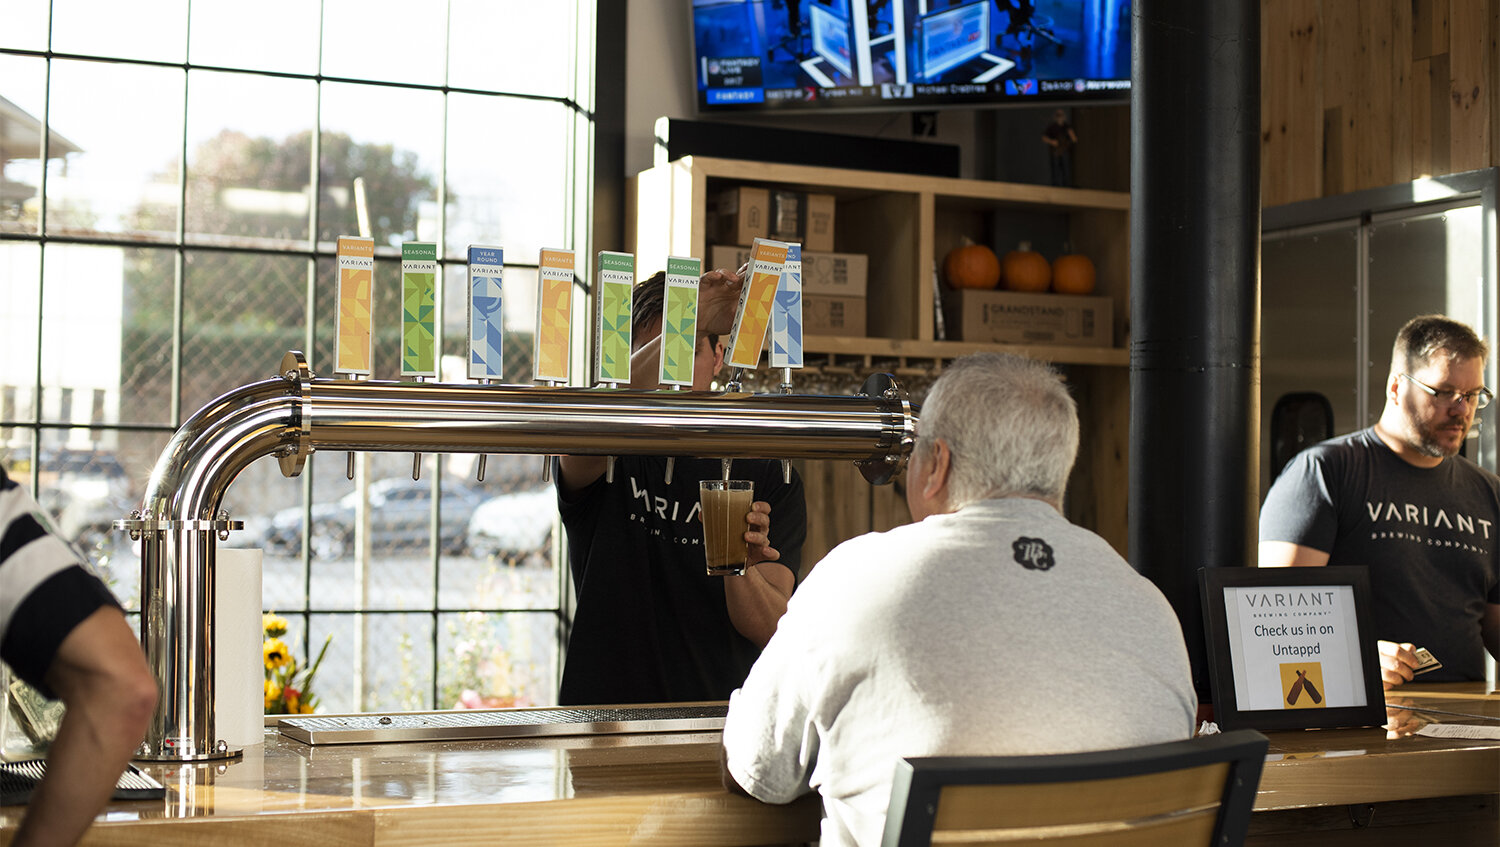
[335,235,375,376]
[725,238,788,370]
[400,242,438,378]
[771,243,804,369]
[595,251,635,384]
[534,248,574,383]
[467,246,505,380]
[660,256,702,388]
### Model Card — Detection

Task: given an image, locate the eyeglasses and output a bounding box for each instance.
[1399,373,1493,410]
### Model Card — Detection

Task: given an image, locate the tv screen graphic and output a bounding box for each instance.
[692,0,1131,113]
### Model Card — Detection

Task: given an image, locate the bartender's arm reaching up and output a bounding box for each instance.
[556,266,745,494]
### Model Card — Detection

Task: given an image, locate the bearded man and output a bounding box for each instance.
[1260,314,1500,687]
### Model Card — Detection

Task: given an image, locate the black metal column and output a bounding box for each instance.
[1130,1,1260,701]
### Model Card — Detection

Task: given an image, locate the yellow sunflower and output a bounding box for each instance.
[262,612,289,638]
[263,638,292,671]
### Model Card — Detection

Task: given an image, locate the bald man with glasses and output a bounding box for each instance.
[1260,314,1500,688]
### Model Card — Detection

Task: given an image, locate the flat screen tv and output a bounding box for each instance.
[691,0,1131,113]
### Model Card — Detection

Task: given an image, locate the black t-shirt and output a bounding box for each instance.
[556,456,806,705]
[1260,428,1500,681]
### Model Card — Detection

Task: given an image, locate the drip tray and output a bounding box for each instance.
[278,704,728,746]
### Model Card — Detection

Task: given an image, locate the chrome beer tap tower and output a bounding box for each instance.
[119,351,916,760]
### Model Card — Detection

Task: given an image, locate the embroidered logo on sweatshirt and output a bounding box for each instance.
[1012,537,1055,571]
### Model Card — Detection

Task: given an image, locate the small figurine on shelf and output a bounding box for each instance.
[1042,109,1078,187]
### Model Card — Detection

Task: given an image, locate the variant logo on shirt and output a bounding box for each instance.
[627,474,703,546]
[1364,499,1493,554]
[1012,537,1055,571]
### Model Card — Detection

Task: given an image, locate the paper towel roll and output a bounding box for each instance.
[214,548,264,748]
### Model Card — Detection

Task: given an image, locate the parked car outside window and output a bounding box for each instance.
[465,486,555,566]
[261,477,486,560]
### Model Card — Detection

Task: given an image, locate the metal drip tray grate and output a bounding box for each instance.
[278,704,728,746]
[1,760,165,804]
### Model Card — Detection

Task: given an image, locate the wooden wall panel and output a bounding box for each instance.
[793,459,870,580]
[1389,2,1415,183]
[1431,52,1455,175]
[1413,57,1435,175]
[1449,0,1493,171]
[1318,0,1362,198]
[1493,3,1500,170]
[1261,0,1498,204]
[1354,3,1395,191]
[1261,0,1322,207]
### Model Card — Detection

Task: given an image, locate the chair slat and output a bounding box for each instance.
[934,762,1230,829]
[930,807,1217,846]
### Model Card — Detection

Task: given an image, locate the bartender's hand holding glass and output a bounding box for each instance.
[1377,639,1419,689]
[700,479,778,577]
[744,500,780,567]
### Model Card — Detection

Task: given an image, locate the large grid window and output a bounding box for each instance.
[0,0,596,713]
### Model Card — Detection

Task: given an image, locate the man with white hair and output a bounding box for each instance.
[720,352,1196,847]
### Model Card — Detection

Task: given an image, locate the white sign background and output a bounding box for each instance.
[1223,583,1368,711]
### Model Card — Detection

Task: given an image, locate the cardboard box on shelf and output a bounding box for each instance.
[769,191,836,252]
[709,245,867,297]
[941,289,1112,347]
[804,295,866,336]
[709,186,769,246]
[804,193,835,252]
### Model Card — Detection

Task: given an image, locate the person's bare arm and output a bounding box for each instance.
[698,266,747,337]
[556,339,668,494]
[1257,541,1330,567]
[13,607,156,847]
[1259,542,1439,689]
[723,501,795,647]
[557,266,745,495]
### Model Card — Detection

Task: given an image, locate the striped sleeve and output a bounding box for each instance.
[0,469,121,692]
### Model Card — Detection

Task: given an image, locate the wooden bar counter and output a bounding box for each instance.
[0,684,1493,846]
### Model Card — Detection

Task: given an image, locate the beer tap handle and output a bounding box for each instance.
[779,369,794,483]
[411,375,424,480]
[339,372,363,479]
[475,379,492,483]
[541,378,560,482]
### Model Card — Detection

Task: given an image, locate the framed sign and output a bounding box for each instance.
[1199,566,1386,731]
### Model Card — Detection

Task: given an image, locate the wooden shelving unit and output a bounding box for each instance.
[626,156,1131,557]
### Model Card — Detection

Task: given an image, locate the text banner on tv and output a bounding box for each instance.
[707,88,765,105]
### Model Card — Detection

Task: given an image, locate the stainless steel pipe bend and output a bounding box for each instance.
[122,350,917,760]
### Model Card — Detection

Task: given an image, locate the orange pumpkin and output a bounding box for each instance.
[943,243,1001,290]
[1002,248,1051,292]
[1051,254,1096,295]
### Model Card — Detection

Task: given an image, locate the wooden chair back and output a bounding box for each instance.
[880,729,1269,847]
